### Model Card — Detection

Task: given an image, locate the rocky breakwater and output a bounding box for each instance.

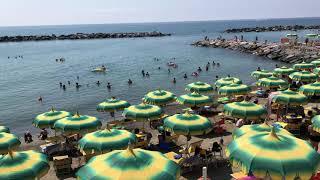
[0,31,171,43]
[192,39,320,63]
[225,25,320,33]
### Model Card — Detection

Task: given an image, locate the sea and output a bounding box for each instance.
[0,17,319,135]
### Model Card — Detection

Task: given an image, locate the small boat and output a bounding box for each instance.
[92,66,107,72]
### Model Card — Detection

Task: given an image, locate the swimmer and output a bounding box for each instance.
[257,67,261,71]
[197,67,202,72]
[8,56,10,59]
[142,70,145,77]
[206,66,209,71]
[96,81,100,86]
[192,72,199,76]
[77,76,79,80]
[215,75,219,80]
[68,81,71,85]
[275,64,279,68]
[101,65,106,71]
[146,72,150,77]
[217,63,220,66]
[212,61,215,65]
[107,82,112,89]
[76,82,81,88]
[158,67,161,70]
[128,79,133,85]
[183,73,188,79]
[227,74,231,77]
[168,69,171,73]
[62,85,66,90]
[59,82,62,87]
[173,77,176,83]
[38,96,43,102]
[207,62,210,66]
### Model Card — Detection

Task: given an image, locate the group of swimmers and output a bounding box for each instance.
[8,55,23,59]
[55,58,66,62]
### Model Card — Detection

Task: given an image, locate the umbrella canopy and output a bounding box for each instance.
[177,92,213,107]
[185,81,214,94]
[289,71,318,83]
[215,77,242,87]
[313,67,320,75]
[163,112,212,135]
[272,89,307,106]
[33,109,71,129]
[0,133,21,154]
[0,126,9,133]
[312,115,320,133]
[293,61,315,70]
[0,150,50,179]
[286,34,298,38]
[257,76,288,89]
[251,70,273,79]
[143,90,176,105]
[224,101,267,120]
[306,34,318,38]
[218,83,251,96]
[54,113,102,134]
[299,81,320,96]
[233,122,291,139]
[76,148,180,180]
[97,98,130,112]
[273,66,295,76]
[311,60,320,67]
[226,129,320,180]
[123,104,163,121]
[78,128,137,154]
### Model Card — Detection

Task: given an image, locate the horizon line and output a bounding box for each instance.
[0,16,319,28]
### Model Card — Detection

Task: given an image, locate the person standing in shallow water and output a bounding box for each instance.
[107,82,112,89]
[183,73,188,79]
[173,78,176,83]
[141,70,145,77]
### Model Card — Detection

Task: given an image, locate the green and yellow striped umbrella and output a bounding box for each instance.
[226,129,320,180]
[0,133,21,154]
[224,101,267,120]
[233,122,292,139]
[97,97,130,112]
[185,81,214,94]
[286,34,298,38]
[299,81,320,96]
[251,70,273,79]
[123,104,163,121]
[313,67,320,75]
[215,77,242,87]
[33,108,71,129]
[177,92,213,107]
[312,115,320,133]
[311,59,320,67]
[257,76,288,89]
[289,71,318,83]
[0,126,9,133]
[76,148,180,180]
[293,61,315,70]
[54,113,102,134]
[306,34,318,38]
[78,128,137,154]
[0,150,50,179]
[163,112,212,135]
[143,90,176,106]
[218,83,251,96]
[272,89,307,106]
[273,66,295,76]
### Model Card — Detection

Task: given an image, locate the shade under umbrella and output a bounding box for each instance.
[0,132,21,154]
[273,66,295,76]
[224,101,267,120]
[78,128,137,154]
[218,83,251,96]
[33,108,71,129]
[0,126,9,133]
[76,147,180,180]
[215,77,242,87]
[289,71,318,83]
[97,97,130,112]
[0,150,50,179]
[257,76,288,89]
[54,113,102,134]
[177,92,213,107]
[164,112,212,135]
[293,61,315,70]
[143,90,176,106]
[123,103,163,121]
[272,89,307,106]
[186,81,214,94]
[251,70,273,79]
[299,81,320,96]
[226,128,320,180]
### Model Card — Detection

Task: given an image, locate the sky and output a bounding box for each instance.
[0,0,319,26]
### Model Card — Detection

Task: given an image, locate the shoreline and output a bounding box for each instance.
[0,31,171,43]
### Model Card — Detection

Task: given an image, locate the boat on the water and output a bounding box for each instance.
[92,66,107,72]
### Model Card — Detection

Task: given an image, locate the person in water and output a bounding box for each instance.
[197,67,202,72]
[217,63,220,66]
[96,81,100,86]
[146,72,150,77]
[206,66,209,71]
[77,76,79,80]
[128,79,133,85]
[38,96,43,102]
[158,67,161,70]
[62,85,66,90]
[142,70,145,77]
[173,77,176,83]
[76,82,81,88]
[107,82,112,89]
[215,75,219,81]
[275,64,279,68]
[212,61,215,65]
[59,82,62,87]
[257,67,261,71]
[101,65,106,71]
[183,73,188,79]
[68,81,71,85]
[168,68,171,73]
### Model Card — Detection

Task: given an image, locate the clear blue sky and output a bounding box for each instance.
[1,0,319,26]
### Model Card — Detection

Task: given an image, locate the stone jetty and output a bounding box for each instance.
[0,31,171,43]
[225,25,320,33]
[192,39,320,63]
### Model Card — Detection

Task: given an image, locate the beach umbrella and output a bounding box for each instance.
[0,133,21,154]
[177,92,213,107]
[226,128,320,180]
[78,128,137,154]
[143,90,176,106]
[224,101,267,120]
[0,150,50,179]
[33,108,71,129]
[289,71,318,83]
[313,67,320,75]
[76,147,180,180]
[311,59,320,67]
[185,81,214,94]
[299,81,320,96]
[218,83,251,96]
[215,77,242,87]
[257,76,288,89]
[123,103,163,121]
[54,113,102,134]
[97,97,130,112]
[163,112,212,135]
[293,61,315,70]
[233,121,291,139]
[311,115,320,133]
[286,34,298,38]
[251,70,273,79]
[306,34,318,38]
[0,126,9,133]
[273,66,295,76]
[272,89,307,106]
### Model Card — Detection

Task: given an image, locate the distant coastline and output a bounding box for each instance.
[225,24,320,33]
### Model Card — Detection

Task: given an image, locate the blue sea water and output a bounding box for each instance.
[0,17,319,135]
